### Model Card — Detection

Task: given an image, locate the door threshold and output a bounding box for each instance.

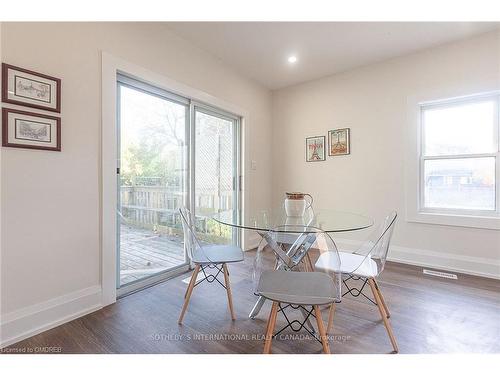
[117,264,190,298]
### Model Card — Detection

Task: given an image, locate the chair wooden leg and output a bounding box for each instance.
[314,305,331,354]
[327,302,336,333]
[263,302,279,354]
[373,279,390,318]
[222,263,236,321]
[368,278,398,353]
[178,265,200,324]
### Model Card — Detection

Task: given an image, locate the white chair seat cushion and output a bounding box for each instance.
[192,244,244,264]
[315,251,378,278]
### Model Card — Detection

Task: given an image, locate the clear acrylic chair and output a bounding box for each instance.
[178,206,244,324]
[254,226,341,354]
[314,211,398,353]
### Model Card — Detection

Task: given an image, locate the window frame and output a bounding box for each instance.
[418,93,500,218]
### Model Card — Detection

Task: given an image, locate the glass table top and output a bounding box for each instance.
[213,208,373,233]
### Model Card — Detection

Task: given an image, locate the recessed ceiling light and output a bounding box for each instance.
[287,55,298,64]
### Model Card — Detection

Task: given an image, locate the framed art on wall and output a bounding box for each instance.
[2,108,61,151]
[2,63,61,112]
[305,135,326,162]
[328,128,350,156]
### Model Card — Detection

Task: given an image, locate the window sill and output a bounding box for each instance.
[407,211,500,230]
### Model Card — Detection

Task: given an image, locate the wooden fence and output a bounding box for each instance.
[120,185,233,236]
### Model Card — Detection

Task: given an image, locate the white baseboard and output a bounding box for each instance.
[0,285,102,348]
[244,234,500,279]
[335,238,500,280]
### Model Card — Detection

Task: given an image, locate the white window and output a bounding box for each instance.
[419,93,500,221]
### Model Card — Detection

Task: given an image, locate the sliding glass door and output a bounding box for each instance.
[117,76,190,291]
[194,106,241,245]
[116,75,241,294]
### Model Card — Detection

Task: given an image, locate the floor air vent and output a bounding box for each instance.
[423,269,458,279]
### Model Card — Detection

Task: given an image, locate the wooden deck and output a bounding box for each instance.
[120,224,186,285]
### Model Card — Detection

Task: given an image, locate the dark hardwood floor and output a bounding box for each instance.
[3,250,500,354]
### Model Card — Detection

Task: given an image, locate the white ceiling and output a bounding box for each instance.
[165,22,499,90]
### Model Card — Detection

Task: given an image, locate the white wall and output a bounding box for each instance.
[0,22,272,345]
[2,22,500,347]
[272,30,500,277]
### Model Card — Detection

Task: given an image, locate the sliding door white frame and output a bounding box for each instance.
[101,52,249,306]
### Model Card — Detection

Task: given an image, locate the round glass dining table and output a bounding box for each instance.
[213,207,373,319]
[213,208,373,233]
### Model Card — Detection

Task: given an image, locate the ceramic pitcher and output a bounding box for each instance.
[284,192,313,217]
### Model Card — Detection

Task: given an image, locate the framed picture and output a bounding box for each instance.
[328,128,350,156]
[2,108,61,151]
[305,135,326,162]
[2,63,61,112]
